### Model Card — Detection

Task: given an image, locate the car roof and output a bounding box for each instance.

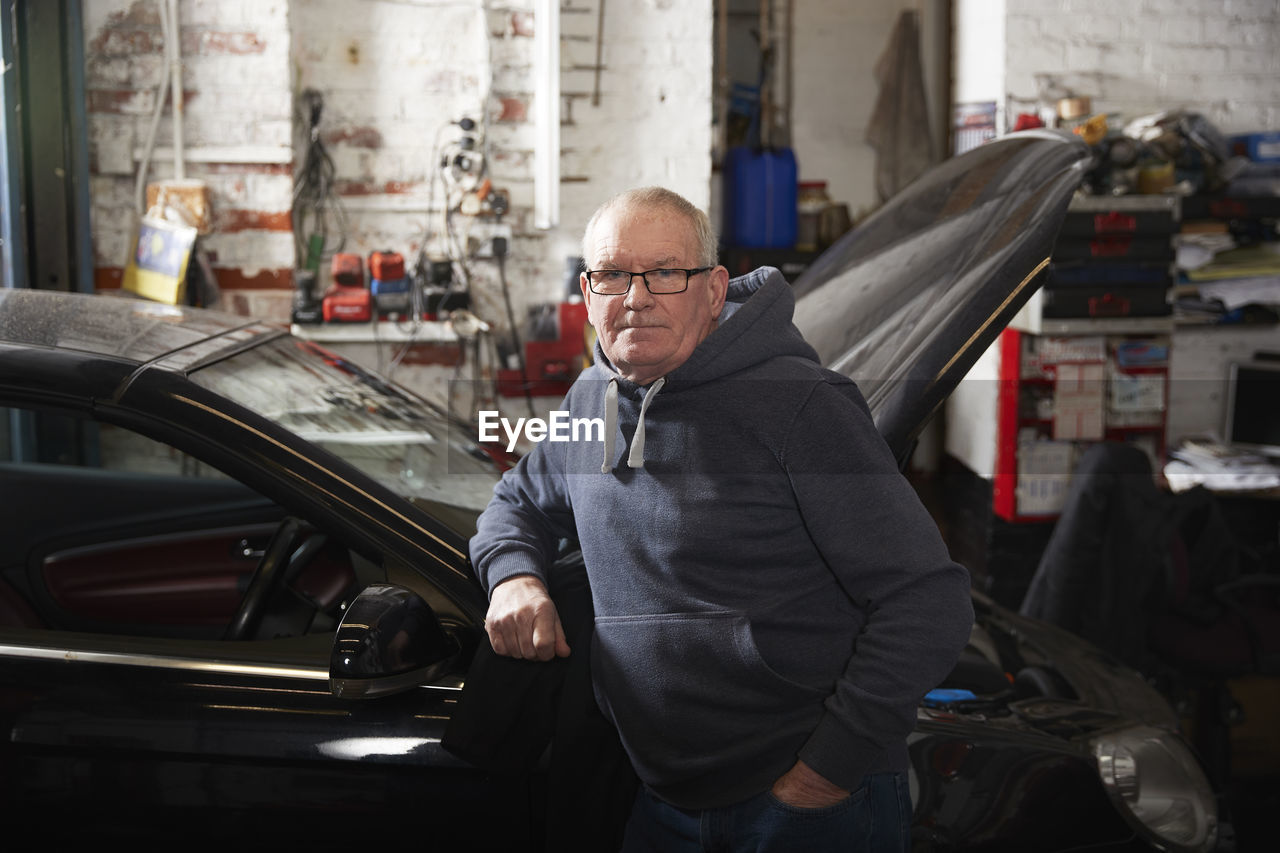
[0,288,280,367]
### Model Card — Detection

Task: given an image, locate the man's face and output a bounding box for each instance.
[580,206,728,386]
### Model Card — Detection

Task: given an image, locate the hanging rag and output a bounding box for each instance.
[866,10,935,202]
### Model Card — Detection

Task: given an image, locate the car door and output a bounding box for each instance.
[0,405,536,848]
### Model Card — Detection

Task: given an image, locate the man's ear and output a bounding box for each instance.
[708,265,729,317]
[580,271,593,307]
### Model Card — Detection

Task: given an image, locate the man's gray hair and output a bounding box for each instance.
[582,186,719,267]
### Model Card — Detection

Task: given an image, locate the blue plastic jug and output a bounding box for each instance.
[722,146,798,249]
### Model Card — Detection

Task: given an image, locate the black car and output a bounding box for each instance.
[0,130,1219,851]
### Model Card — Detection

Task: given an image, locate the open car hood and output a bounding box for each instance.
[791,129,1093,462]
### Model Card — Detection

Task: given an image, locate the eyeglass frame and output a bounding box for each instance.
[583,266,714,295]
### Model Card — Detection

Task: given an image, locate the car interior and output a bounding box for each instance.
[0,405,368,643]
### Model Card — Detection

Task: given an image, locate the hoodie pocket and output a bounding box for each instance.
[590,610,827,785]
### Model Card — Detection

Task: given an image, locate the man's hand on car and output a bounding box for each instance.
[485,575,571,661]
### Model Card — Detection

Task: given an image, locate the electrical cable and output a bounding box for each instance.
[291,88,349,269]
[440,116,486,292]
[495,243,535,418]
[446,205,476,291]
[410,121,461,289]
[384,119,471,385]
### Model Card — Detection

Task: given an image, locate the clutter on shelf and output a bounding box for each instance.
[1040,102,1278,326]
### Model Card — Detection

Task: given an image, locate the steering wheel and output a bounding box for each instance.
[224,516,308,641]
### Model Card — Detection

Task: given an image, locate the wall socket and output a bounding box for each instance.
[469,222,514,258]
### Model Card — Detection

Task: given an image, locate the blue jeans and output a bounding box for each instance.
[620,772,910,853]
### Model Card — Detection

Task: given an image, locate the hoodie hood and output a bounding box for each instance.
[592,266,819,470]
[591,265,820,389]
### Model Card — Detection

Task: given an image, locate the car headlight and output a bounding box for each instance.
[1093,726,1217,852]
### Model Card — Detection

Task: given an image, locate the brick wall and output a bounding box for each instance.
[84,0,294,319]
[1003,0,1280,133]
[84,0,713,330]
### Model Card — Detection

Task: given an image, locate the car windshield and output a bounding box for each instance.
[185,336,503,518]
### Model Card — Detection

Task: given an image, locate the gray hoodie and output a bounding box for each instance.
[471,266,973,809]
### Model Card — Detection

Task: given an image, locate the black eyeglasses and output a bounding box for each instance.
[585,267,713,295]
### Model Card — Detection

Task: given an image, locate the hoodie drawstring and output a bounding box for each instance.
[628,376,665,469]
[601,376,665,472]
[601,379,618,473]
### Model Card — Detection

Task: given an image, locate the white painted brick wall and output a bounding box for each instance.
[85,0,906,331]
[200,230,297,270]
[283,0,712,335]
[87,1,1280,320]
[1004,0,1280,132]
[84,0,295,288]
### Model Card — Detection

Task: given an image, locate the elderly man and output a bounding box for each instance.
[470,186,972,852]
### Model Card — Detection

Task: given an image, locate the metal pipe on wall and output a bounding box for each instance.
[533,0,560,230]
[166,0,185,181]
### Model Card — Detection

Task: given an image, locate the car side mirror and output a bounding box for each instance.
[329,583,459,699]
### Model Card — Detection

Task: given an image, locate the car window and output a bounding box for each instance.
[183,337,502,512]
[0,405,366,651]
[1,405,227,479]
